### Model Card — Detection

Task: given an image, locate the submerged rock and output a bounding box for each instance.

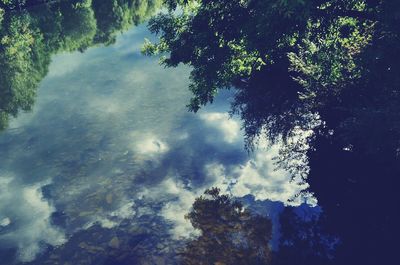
[106,194,113,204]
[108,237,120,249]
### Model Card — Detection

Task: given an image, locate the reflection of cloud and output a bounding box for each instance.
[0,217,11,227]
[138,177,201,239]
[203,163,232,191]
[134,114,316,240]
[200,112,241,143]
[230,149,313,206]
[0,174,65,262]
[133,134,169,156]
[88,97,122,114]
[111,25,149,54]
[204,154,314,206]
[47,52,89,78]
[111,201,136,219]
[139,138,169,154]
[197,126,315,206]
[158,179,201,239]
[210,136,315,206]
[86,201,136,229]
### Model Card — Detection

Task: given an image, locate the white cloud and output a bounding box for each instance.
[230,156,311,205]
[0,175,66,262]
[160,192,200,240]
[203,163,234,192]
[131,133,169,156]
[200,112,241,143]
[0,217,11,227]
[88,97,122,114]
[138,177,201,239]
[85,201,136,230]
[202,135,316,206]
[47,52,89,78]
[110,201,136,219]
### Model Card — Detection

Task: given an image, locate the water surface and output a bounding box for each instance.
[0,5,314,265]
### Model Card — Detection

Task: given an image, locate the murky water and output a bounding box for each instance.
[0,5,316,265]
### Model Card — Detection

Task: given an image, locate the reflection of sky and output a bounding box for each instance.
[0,24,315,264]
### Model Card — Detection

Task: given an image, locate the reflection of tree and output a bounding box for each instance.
[182,190,339,265]
[144,1,400,264]
[0,0,161,129]
[181,188,272,265]
[0,13,49,129]
[92,0,161,45]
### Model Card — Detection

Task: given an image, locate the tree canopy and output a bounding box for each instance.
[143,0,400,157]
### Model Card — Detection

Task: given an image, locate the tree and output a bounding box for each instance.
[181,188,272,265]
[92,0,162,45]
[143,0,400,156]
[0,12,49,129]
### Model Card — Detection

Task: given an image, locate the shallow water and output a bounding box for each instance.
[0,7,316,265]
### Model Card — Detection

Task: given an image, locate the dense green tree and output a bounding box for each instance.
[0,0,161,129]
[143,0,400,157]
[92,0,162,45]
[0,12,49,129]
[181,188,272,265]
